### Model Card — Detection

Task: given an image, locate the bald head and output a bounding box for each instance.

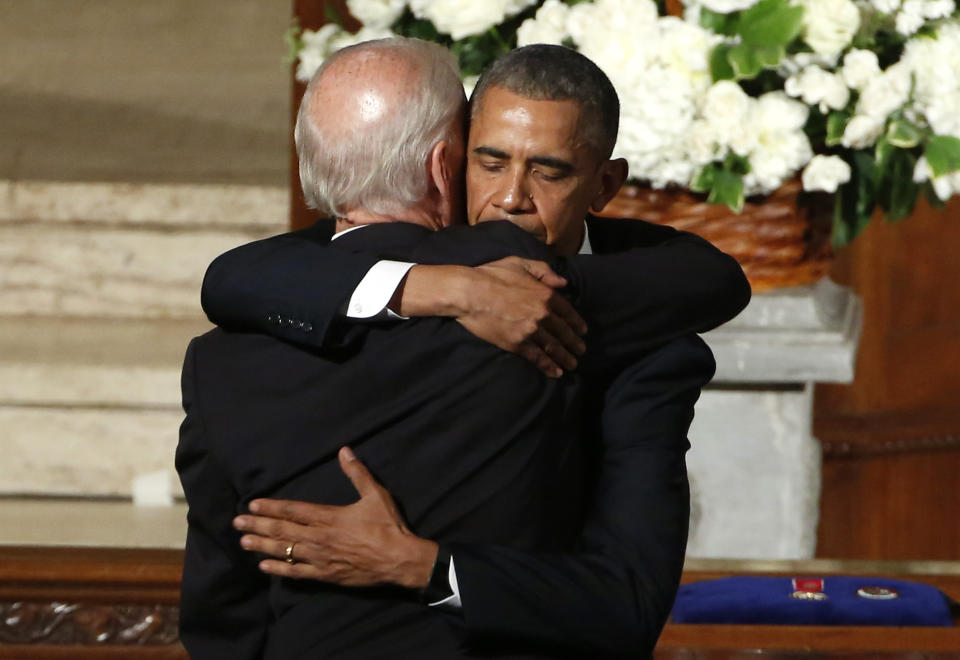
[295,38,466,218]
[311,47,421,136]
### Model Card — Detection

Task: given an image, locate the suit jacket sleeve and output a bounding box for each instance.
[200,219,379,349]
[450,335,715,659]
[556,217,750,382]
[176,338,272,659]
[200,217,748,355]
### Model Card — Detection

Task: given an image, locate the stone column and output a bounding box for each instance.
[686,278,862,559]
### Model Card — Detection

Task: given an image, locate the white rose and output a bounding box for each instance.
[913,156,959,200]
[870,0,901,11]
[785,66,851,113]
[702,81,753,153]
[902,23,960,112]
[895,3,925,35]
[841,114,885,147]
[346,0,406,28]
[567,0,658,55]
[328,25,396,52]
[742,92,813,194]
[797,0,861,56]
[921,0,955,18]
[802,155,852,192]
[841,49,881,90]
[703,81,751,128]
[410,0,535,40]
[517,0,570,46]
[856,61,911,119]
[296,24,343,82]
[700,0,760,12]
[778,51,840,76]
[686,121,725,166]
[924,93,960,138]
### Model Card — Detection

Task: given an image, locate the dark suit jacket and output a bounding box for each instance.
[183,218,749,658]
[201,216,749,366]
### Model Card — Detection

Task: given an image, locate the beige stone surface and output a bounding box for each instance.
[0,317,208,407]
[0,223,277,319]
[0,498,187,548]
[0,0,290,185]
[0,180,288,228]
[0,406,183,497]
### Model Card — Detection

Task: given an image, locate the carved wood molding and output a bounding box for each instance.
[816,409,960,458]
[0,601,179,646]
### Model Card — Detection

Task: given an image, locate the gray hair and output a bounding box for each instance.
[295,38,464,217]
[471,44,620,160]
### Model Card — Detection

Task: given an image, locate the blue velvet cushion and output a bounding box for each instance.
[671,576,955,626]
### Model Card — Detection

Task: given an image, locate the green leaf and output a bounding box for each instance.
[727,44,784,80]
[879,149,919,221]
[691,164,718,193]
[710,44,735,81]
[873,136,895,186]
[324,3,344,26]
[886,119,923,149]
[450,28,510,76]
[283,20,303,65]
[832,152,877,247]
[738,0,804,47]
[924,135,960,177]
[700,7,740,36]
[708,169,746,213]
[724,152,752,175]
[406,18,441,41]
[826,111,850,147]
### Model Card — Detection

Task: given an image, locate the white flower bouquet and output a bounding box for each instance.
[291,0,960,246]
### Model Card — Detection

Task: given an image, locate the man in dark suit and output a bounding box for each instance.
[178,40,749,658]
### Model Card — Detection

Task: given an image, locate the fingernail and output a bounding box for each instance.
[342,446,356,461]
[240,536,253,548]
[234,516,247,529]
[249,501,260,513]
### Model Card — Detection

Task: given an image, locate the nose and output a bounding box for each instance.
[493,171,535,215]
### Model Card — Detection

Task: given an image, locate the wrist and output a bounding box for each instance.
[394,536,439,590]
[395,265,471,318]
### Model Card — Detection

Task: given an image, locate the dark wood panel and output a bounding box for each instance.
[815,195,960,560]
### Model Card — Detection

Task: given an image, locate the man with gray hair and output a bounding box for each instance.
[181,39,748,658]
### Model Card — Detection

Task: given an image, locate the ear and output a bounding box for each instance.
[590,158,629,213]
[428,140,453,204]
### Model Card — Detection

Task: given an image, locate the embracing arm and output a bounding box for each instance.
[201,219,379,348]
[176,339,271,660]
[449,335,713,657]
[558,218,750,380]
[201,220,586,374]
[234,335,714,658]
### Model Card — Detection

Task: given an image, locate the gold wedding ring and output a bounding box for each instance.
[285,542,297,564]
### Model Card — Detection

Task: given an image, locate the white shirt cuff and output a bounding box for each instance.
[345,260,415,320]
[428,555,462,610]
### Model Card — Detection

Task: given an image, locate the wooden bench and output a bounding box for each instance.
[1,549,957,658]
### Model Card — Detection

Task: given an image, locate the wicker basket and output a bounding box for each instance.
[597,180,834,292]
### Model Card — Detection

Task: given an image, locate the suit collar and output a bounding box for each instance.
[327,221,432,254]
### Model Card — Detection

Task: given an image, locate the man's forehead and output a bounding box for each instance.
[470,87,585,147]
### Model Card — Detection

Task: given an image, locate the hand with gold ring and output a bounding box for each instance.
[233,446,438,590]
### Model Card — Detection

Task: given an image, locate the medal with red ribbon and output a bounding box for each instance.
[791,577,828,601]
